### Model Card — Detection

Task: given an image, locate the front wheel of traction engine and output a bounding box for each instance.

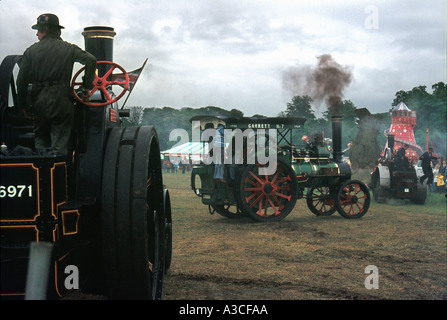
[306,186,337,216]
[101,126,165,299]
[335,180,370,219]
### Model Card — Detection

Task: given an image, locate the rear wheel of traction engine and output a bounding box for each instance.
[213,203,244,218]
[101,126,164,299]
[412,181,427,204]
[191,167,245,219]
[335,180,370,219]
[212,176,245,219]
[238,158,298,222]
[306,186,337,216]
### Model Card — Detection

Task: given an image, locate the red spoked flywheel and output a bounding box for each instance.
[71,61,129,107]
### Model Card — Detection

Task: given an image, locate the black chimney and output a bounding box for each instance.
[82,26,116,77]
[387,134,395,151]
[331,116,343,163]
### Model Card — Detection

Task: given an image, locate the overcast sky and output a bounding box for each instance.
[1,0,445,117]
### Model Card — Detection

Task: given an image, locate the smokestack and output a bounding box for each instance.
[387,134,395,151]
[331,116,343,162]
[82,26,116,77]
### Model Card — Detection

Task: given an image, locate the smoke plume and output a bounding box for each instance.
[282,54,353,116]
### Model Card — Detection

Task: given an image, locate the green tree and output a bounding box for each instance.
[284,95,316,120]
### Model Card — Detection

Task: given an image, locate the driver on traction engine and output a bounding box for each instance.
[17,13,97,156]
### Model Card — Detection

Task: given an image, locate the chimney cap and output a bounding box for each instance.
[82,26,116,39]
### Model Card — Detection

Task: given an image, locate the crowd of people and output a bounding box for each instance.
[430,160,446,193]
[162,157,190,174]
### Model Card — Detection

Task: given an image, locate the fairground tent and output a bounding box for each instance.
[161,142,208,163]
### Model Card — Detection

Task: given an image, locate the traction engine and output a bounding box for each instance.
[370,134,426,204]
[0,26,172,299]
[190,115,370,222]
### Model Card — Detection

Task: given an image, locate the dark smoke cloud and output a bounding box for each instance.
[282,54,353,116]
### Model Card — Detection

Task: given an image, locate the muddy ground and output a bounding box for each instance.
[161,174,446,300]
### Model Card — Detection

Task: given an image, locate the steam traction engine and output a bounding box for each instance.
[370,102,426,204]
[0,27,172,299]
[370,134,426,204]
[190,115,370,222]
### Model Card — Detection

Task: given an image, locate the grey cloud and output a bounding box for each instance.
[1,0,445,117]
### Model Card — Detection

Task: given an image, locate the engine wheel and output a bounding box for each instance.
[306,186,336,216]
[237,158,298,222]
[412,181,427,204]
[101,126,164,299]
[335,180,370,219]
[371,169,388,203]
[213,203,244,218]
[162,186,173,271]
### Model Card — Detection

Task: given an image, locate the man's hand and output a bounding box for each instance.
[22,108,35,121]
[78,86,91,102]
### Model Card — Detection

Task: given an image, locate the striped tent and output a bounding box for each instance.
[162,142,209,163]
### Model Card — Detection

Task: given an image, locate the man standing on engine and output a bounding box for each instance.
[17,13,97,156]
[395,143,409,171]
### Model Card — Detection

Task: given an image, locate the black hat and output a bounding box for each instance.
[32,13,65,30]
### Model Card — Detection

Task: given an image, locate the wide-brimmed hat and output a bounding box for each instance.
[32,13,64,30]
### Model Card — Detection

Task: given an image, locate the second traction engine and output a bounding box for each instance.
[190,115,371,222]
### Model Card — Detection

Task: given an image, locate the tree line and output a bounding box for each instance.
[122,82,446,168]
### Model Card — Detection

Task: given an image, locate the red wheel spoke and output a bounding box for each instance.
[267,198,280,215]
[270,170,281,184]
[90,87,98,95]
[272,194,281,207]
[245,191,260,203]
[245,176,259,187]
[274,176,291,185]
[263,198,269,216]
[247,193,263,207]
[257,198,265,216]
[276,185,291,191]
[244,187,262,192]
[355,203,363,213]
[110,80,128,86]
[103,65,117,80]
[100,86,111,100]
[248,171,264,184]
[274,192,291,201]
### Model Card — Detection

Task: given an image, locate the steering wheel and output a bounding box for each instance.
[71,61,129,107]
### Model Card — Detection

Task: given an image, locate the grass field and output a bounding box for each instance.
[162,171,447,300]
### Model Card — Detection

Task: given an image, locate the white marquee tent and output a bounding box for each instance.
[161,142,209,163]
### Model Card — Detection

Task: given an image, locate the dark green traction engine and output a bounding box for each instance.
[0,27,172,299]
[191,115,370,222]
